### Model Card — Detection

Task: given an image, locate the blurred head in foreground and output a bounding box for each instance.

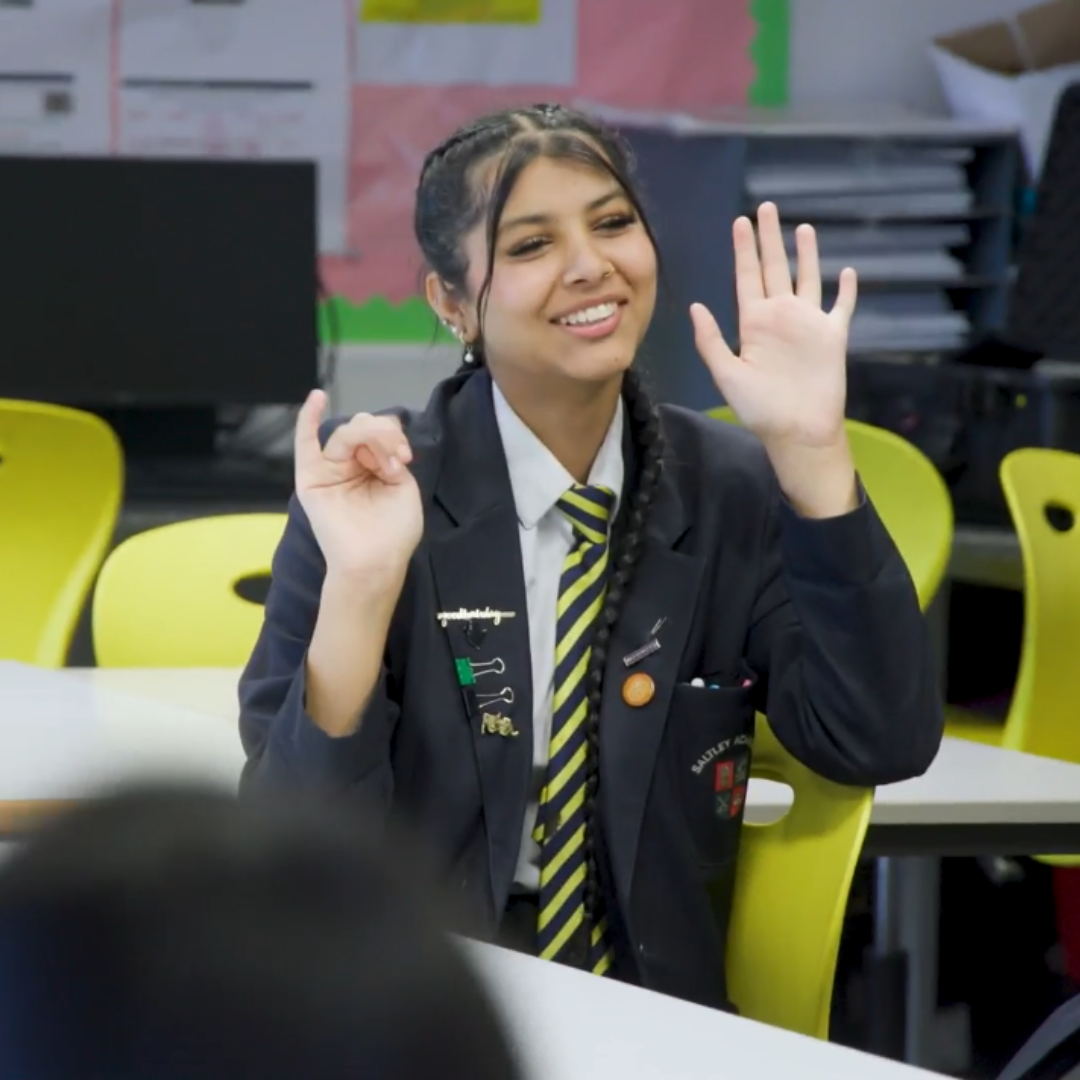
[0,785,521,1080]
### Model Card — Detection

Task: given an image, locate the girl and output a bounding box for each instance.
[239,104,943,1012]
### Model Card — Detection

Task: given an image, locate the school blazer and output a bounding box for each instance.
[239,367,944,1012]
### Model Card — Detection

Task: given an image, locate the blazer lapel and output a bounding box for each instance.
[426,371,534,914]
[600,451,705,912]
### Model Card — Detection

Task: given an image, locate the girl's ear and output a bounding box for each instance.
[425,272,468,338]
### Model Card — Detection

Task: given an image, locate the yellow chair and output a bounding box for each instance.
[998,448,1080,765]
[947,448,1080,756]
[92,513,287,667]
[0,399,123,667]
[705,407,954,610]
[725,715,873,1038]
[969,448,1080,870]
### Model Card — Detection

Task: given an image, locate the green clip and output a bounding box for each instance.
[454,658,476,687]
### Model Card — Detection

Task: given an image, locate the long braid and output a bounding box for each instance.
[581,368,665,936]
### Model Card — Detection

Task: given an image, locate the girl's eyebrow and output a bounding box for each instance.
[497,189,623,234]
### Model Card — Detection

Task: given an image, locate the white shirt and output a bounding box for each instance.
[491,380,625,892]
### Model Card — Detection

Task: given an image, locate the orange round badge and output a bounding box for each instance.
[622,672,655,708]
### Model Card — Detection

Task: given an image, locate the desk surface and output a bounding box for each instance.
[0,663,243,831]
[950,524,1021,591]
[465,941,941,1079]
[4,666,1080,838]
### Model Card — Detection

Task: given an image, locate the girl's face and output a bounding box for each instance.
[441,154,658,389]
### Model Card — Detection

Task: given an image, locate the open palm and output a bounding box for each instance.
[691,202,857,449]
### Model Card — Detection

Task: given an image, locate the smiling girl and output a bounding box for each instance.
[239,103,943,1011]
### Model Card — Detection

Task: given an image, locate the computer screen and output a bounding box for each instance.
[0,155,318,406]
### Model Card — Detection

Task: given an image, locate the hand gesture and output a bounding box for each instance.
[294,390,423,585]
[690,201,857,450]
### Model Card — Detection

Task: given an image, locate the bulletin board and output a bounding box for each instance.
[0,0,789,344]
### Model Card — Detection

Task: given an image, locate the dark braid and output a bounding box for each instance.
[581,367,665,928]
[412,102,668,967]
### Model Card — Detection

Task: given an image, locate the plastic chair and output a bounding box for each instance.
[92,513,287,667]
[0,399,123,667]
[948,449,1080,759]
[995,448,1080,763]
[705,407,954,610]
[725,715,873,1038]
[976,449,1080,868]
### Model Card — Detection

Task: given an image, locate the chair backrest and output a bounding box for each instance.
[725,716,873,1038]
[705,407,954,610]
[0,399,124,667]
[92,513,287,667]
[999,449,1080,765]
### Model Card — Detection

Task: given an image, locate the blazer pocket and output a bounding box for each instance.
[670,668,757,869]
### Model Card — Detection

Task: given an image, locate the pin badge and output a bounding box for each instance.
[480,712,519,737]
[622,671,655,708]
[623,639,660,667]
[436,607,517,629]
[623,617,667,667]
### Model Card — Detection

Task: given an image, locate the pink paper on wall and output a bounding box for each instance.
[323,0,755,303]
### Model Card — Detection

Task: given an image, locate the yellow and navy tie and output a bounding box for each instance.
[535,483,616,976]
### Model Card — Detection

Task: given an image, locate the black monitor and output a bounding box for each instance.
[0,155,318,409]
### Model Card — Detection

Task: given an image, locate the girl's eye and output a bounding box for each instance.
[505,213,637,257]
[507,236,548,257]
[597,212,637,231]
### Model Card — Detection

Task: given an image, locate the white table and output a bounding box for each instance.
[748,734,1080,857]
[57,667,1080,856]
[0,662,243,832]
[8,666,1080,1069]
[464,940,944,1080]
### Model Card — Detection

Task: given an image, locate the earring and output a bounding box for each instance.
[463,341,477,365]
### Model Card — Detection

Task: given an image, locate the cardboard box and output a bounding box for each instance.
[930,0,1080,177]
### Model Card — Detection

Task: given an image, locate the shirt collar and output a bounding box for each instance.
[492,379,625,531]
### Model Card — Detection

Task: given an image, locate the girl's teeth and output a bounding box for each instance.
[561,302,617,326]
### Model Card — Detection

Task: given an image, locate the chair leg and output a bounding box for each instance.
[864,857,909,1060]
[898,857,944,1068]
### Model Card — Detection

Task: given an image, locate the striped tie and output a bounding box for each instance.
[535,483,616,976]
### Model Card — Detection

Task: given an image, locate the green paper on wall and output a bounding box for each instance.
[749,0,789,107]
[319,296,456,344]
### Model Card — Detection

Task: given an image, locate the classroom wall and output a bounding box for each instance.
[788,0,1034,110]
[333,1,1041,412]
[331,344,459,416]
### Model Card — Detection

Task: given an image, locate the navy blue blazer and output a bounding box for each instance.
[239,368,943,1011]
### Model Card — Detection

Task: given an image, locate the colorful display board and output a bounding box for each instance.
[0,0,788,342]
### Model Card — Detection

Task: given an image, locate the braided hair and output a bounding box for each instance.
[413,104,667,957]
